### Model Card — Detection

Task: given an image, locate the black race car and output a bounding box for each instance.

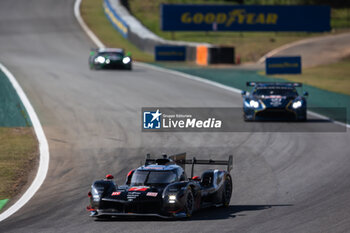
[89,48,132,70]
[86,153,233,219]
[241,82,308,121]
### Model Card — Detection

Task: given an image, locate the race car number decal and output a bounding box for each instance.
[146,192,158,197]
[112,191,121,196]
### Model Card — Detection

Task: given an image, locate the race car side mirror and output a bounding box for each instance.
[105,174,114,179]
[126,169,135,185]
[241,91,246,96]
[192,176,201,181]
[303,91,309,97]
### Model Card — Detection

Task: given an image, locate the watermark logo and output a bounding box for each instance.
[142,108,223,131]
[141,107,346,132]
[143,109,162,129]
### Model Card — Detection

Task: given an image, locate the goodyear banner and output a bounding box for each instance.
[104,0,128,38]
[266,56,302,75]
[161,5,330,32]
[155,46,186,61]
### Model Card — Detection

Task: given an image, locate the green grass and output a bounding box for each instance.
[331,8,350,29]
[0,128,37,203]
[266,57,350,95]
[128,0,350,62]
[81,0,153,62]
[0,199,9,211]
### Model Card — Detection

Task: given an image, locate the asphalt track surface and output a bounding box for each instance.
[0,1,350,232]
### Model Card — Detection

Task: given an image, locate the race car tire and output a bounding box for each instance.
[243,114,252,122]
[125,64,132,70]
[243,113,248,122]
[298,117,307,122]
[222,175,232,207]
[298,113,307,122]
[184,188,194,217]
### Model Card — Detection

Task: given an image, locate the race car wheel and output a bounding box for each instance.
[243,113,252,122]
[298,113,307,122]
[125,64,132,70]
[243,114,248,122]
[184,188,194,217]
[222,175,232,207]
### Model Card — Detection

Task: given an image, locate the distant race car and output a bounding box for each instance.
[89,48,132,70]
[86,153,233,219]
[241,82,308,121]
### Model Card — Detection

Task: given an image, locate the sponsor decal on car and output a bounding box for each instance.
[111,191,121,196]
[270,97,283,106]
[128,186,149,191]
[127,192,142,200]
[146,192,158,197]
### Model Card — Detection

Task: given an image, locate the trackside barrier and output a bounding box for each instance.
[209,47,235,64]
[196,46,208,66]
[196,46,235,65]
[104,0,209,62]
[266,56,302,75]
[155,46,186,61]
[104,0,129,38]
[105,0,236,64]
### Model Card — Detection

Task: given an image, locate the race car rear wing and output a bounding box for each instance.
[246,81,302,87]
[145,153,233,178]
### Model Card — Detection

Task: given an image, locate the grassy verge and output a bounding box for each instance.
[266,57,350,95]
[80,0,153,62]
[128,0,350,62]
[0,127,37,210]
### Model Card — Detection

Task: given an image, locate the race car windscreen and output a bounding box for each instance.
[98,52,124,59]
[130,170,177,186]
[253,88,298,97]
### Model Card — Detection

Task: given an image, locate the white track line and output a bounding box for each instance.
[74,0,105,48]
[74,0,349,129]
[257,33,350,64]
[0,64,50,222]
[135,62,242,95]
[257,37,317,64]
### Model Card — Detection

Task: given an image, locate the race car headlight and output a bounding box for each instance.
[95,56,105,64]
[122,57,131,64]
[249,100,259,108]
[292,100,302,109]
[168,194,176,203]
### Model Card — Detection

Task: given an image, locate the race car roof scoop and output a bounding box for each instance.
[155,158,174,165]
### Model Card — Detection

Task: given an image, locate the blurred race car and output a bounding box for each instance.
[241,82,308,121]
[86,153,233,219]
[89,48,132,70]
